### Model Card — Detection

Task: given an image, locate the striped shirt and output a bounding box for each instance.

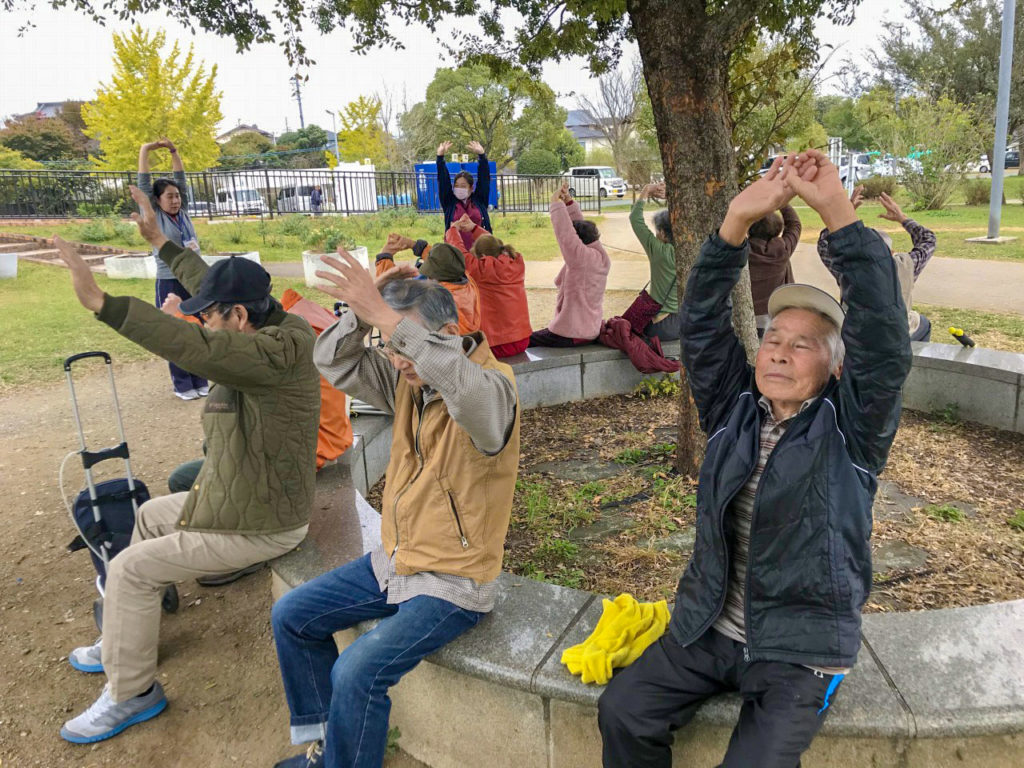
[713,396,850,675]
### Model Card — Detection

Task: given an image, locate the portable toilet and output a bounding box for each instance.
[459,160,499,209]
[414,159,499,211]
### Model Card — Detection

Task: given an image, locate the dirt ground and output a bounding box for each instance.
[0,360,424,768]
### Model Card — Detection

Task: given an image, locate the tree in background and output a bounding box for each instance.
[863,90,986,209]
[0,146,44,169]
[814,95,873,150]
[401,63,566,169]
[35,0,861,476]
[0,115,79,162]
[576,63,641,169]
[217,132,281,169]
[516,147,561,175]
[276,124,329,168]
[336,96,392,166]
[83,26,222,171]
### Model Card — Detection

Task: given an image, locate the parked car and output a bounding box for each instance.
[970,155,991,174]
[563,166,627,198]
[214,185,268,215]
[1005,151,1020,169]
[187,200,212,217]
[277,184,318,214]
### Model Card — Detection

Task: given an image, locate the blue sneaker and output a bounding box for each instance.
[274,741,324,767]
[68,638,104,673]
[60,682,167,744]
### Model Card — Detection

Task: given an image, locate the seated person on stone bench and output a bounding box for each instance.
[818,187,936,341]
[373,232,482,335]
[53,185,320,745]
[270,252,520,768]
[598,151,913,768]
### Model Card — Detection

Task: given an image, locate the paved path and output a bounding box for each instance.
[265,209,1024,315]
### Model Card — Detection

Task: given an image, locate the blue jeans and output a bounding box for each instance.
[271,554,484,768]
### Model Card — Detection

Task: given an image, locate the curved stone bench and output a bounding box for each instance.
[271,341,1024,767]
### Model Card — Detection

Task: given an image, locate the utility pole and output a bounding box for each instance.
[290,74,306,130]
[326,109,341,164]
[988,0,1016,240]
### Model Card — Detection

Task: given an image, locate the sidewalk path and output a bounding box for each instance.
[266,210,1024,315]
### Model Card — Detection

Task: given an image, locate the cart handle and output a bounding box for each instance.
[64,351,112,371]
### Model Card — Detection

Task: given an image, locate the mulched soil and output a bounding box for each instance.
[373,392,1024,610]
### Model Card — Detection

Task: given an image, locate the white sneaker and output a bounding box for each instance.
[60,682,167,744]
[195,385,210,397]
[68,638,104,673]
[174,389,200,401]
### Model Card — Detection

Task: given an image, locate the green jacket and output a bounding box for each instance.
[96,242,321,535]
[629,201,678,313]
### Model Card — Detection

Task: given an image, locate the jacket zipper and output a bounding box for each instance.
[447,491,470,549]
[390,396,434,558]
[741,407,807,662]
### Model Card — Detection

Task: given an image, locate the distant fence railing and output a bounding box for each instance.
[0,168,603,219]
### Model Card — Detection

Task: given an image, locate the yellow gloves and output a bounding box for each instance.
[561,593,671,685]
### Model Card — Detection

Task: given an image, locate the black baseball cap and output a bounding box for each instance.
[179,256,272,315]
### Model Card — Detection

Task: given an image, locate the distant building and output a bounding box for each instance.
[17,101,70,120]
[565,109,610,154]
[216,124,276,145]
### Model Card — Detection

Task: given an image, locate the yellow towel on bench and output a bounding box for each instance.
[561,593,671,685]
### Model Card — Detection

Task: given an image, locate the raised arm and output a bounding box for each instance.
[878,192,935,279]
[550,198,596,268]
[785,153,911,473]
[629,194,658,256]
[778,204,802,254]
[137,142,155,190]
[314,311,399,414]
[816,228,841,283]
[468,141,490,209]
[436,140,455,210]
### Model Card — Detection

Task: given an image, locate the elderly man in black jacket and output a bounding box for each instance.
[598,151,912,768]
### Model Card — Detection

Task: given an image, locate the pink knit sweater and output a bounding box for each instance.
[547,200,610,340]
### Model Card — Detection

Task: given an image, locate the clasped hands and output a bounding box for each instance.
[720,150,858,247]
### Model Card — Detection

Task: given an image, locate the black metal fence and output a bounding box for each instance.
[0,168,603,219]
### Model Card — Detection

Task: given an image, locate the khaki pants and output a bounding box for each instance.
[101,492,307,701]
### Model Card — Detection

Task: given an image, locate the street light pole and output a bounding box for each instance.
[987,0,1016,239]
[326,109,341,164]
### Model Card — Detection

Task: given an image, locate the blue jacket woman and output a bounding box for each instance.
[436,140,492,250]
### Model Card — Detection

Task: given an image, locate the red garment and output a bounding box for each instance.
[490,338,530,359]
[280,289,354,469]
[444,224,532,347]
[598,317,680,374]
[453,200,484,250]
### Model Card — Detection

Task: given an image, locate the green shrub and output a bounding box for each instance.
[224,223,246,245]
[962,179,991,206]
[634,375,682,400]
[924,503,965,523]
[75,218,117,242]
[278,214,311,237]
[305,224,357,253]
[859,176,897,198]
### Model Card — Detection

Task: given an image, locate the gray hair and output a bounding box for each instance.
[763,311,846,372]
[652,209,673,243]
[381,279,459,332]
[873,228,893,252]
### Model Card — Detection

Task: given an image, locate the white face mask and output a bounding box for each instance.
[453,187,471,201]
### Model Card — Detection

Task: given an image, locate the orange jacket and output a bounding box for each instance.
[445,225,531,346]
[375,252,482,335]
[280,289,354,469]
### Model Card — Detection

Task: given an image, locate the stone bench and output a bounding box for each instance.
[271,341,1024,767]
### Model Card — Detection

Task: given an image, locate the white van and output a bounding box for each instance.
[563,166,627,198]
[277,184,319,214]
[214,185,268,215]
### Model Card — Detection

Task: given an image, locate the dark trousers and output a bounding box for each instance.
[598,628,843,768]
[644,312,681,342]
[167,459,203,493]
[910,314,931,342]
[155,278,207,394]
[528,328,592,347]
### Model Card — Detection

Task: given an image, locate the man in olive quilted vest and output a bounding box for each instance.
[270,251,520,768]
[55,186,320,744]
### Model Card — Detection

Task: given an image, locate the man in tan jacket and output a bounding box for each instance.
[271,250,520,768]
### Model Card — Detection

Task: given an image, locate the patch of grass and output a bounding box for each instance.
[516,479,553,527]
[614,447,648,465]
[923,503,966,523]
[914,305,1024,354]
[634,375,682,400]
[386,727,401,757]
[1008,509,1024,531]
[613,442,675,466]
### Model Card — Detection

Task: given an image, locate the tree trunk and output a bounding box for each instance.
[628,0,758,476]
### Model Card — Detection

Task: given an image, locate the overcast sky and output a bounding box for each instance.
[0,1,909,136]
